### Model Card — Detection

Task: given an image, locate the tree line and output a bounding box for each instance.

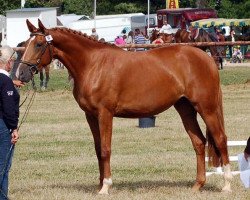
[0,0,249,19]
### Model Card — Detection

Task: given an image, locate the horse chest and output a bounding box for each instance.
[72,84,103,115]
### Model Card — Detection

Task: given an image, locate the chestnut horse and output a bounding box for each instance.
[16,20,232,194]
[175,28,225,69]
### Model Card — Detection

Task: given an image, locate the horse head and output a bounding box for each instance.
[16,19,54,83]
[174,29,192,43]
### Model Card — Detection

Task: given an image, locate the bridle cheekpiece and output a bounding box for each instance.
[21,32,53,74]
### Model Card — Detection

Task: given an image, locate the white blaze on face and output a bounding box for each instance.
[22,36,35,59]
[16,36,35,78]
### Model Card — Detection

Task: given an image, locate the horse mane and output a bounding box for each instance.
[50,27,119,49]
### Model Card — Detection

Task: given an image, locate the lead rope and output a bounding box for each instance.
[0,79,37,200]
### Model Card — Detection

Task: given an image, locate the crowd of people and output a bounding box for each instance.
[89,21,174,51]
[112,20,173,49]
[113,28,150,51]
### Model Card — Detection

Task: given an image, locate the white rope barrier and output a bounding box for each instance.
[206,140,247,176]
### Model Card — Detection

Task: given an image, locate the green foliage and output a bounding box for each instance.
[0,0,20,15]
[1,0,250,19]
[25,0,46,7]
[114,3,143,14]
[62,0,92,15]
[179,0,196,8]
[24,0,62,9]
[207,0,250,18]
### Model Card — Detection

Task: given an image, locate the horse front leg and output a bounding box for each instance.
[97,109,113,194]
[85,113,103,186]
[85,110,113,195]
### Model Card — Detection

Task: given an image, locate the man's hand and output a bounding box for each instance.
[13,80,25,87]
[11,129,19,144]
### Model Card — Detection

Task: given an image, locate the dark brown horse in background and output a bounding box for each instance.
[175,28,225,69]
[16,20,233,194]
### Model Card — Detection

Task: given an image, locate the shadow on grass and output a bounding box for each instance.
[36,180,221,194]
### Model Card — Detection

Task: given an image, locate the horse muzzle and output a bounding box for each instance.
[16,62,35,83]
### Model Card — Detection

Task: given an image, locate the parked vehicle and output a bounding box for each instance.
[157,8,217,29]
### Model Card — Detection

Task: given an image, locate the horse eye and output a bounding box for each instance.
[36,43,43,48]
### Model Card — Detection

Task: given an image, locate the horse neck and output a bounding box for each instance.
[50,29,106,80]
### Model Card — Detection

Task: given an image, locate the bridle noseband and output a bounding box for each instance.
[21,32,53,74]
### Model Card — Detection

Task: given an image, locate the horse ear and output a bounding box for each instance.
[26,19,37,33]
[38,19,46,33]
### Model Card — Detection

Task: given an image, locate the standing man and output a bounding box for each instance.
[160,20,173,34]
[0,45,20,199]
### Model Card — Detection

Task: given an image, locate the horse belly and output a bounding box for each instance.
[115,83,183,118]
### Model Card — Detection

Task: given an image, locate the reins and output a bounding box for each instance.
[18,80,37,129]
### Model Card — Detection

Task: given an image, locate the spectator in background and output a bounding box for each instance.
[91,28,99,40]
[152,34,164,44]
[244,137,250,161]
[228,29,236,58]
[126,31,135,51]
[114,35,125,46]
[126,31,134,45]
[134,29,146,51]
[122,34,127,43]
[160,20,172,34]
[232,46,243,63]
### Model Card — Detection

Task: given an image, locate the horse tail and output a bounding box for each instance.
[206,87,224,167]
[206,130,222,167]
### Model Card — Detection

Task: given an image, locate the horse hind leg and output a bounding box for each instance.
[174,97,206,191]
[199,99,232,192]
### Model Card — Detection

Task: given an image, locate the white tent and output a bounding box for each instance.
[6,7,57,47]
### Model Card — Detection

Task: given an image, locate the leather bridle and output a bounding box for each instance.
[20,32,53,74]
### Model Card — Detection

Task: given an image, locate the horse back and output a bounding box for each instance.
[75,45,219,117]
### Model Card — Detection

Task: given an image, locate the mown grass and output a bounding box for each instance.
[9,66,250,199]
[219,67,250,85]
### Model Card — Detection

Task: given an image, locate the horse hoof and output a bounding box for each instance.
[191,184,202,192]
[98,189,109,195]
[222,186,232,193]
[41,86,46,91]
[98,183,110,195]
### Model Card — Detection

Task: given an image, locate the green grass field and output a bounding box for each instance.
[10,67,250,199]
